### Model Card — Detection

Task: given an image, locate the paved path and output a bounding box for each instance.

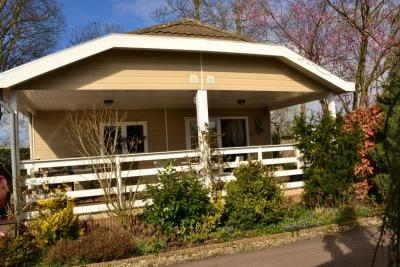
[172,228,388,267]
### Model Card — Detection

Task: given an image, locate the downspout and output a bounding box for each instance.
[0,89,20,232]
[164,105,169,151]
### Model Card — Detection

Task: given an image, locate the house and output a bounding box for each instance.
[0,19,354,214]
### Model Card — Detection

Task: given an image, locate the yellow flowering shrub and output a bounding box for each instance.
[30,193,82,245]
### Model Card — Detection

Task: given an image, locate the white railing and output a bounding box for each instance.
[20,144,304,215]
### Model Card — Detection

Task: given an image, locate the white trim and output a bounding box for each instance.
[20,144,299,170]
[185,116,249,149]
[0,34,354,92]
[20,143,304,215]
[28,112,33,160]
[200,53,204,90]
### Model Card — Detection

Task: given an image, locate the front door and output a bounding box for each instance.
[126,124,146,153]
[220,119,247,147]
[102,122,147,154]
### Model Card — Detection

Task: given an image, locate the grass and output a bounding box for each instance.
[212,204,375,242]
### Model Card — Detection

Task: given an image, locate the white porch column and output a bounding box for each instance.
[326,93,337,118]
[195,89,210,182]
[10,90,20,228]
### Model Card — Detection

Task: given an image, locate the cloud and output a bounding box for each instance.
[109,0,164,23]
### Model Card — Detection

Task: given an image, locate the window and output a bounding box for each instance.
[102,122,148,154]
[185,117,248,149]
[186,119,218,149]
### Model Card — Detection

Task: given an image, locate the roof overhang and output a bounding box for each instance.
[18,89,317,111]
[0,33,354,93]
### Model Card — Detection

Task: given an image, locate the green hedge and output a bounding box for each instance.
[225,161,285,229]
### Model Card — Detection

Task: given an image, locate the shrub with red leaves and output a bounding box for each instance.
[351,179,371,203]
[342,106,382,178]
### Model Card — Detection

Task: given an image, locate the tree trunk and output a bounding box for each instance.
[353,3,370,110]
[356,33,369,109]
[233,0,242,34]
[300,103,306,114]
[193,0,201,20]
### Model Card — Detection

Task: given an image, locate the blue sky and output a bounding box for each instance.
[61,0,164,37]
[1,0,166,147]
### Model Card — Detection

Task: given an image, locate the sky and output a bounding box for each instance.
[1,0,166,147]
[1,0,323,148]
[60,0,164,37]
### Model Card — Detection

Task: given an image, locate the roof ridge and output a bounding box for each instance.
[183,18,254,42]
[130,18,255,42]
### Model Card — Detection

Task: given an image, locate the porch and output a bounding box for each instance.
[17,88,313,215]
[20,144,304,214]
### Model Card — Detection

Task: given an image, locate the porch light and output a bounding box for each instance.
[237,99,246,105]
[104,99,114,107]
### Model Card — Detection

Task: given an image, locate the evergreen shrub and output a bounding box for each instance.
[294,112,361,207]
[225,161,284,229]
[144,161,211,234]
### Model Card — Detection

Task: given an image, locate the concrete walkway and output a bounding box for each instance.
[172,228,388,267]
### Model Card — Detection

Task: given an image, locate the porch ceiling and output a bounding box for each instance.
[20,89,325,111]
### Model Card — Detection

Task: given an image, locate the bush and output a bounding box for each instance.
[43,226,138,265]
[224,161,285,229]
[342,107,382,179]
[0,232,43,267]
[373,66,400,264]
[144,161,211,234]
[179,194,225,243]
[30,193,82,245]
[373,173,390,200]
[294,112,361,207]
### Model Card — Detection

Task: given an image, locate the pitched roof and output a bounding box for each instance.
[0,34,354,92]
[131,19,254,42]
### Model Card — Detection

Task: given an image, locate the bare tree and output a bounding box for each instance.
[0,0,64,72]
[0,111,9,149]
[257,0,400,112]
[0,110,29,148]
[68,21,124,47]
[323,0,400,110]
[152,0,262,38]
[270,107,295,144]
[67,109,142,228]
[153,1,400,111]
[153,0,201,22]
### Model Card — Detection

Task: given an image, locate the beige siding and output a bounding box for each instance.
[33,108,270,160]
[34,111,74,159]
[202,54,325,92]
[16,49,327,93]
[17,50,201,91]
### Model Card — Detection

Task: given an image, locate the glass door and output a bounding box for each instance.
[220,119,247,148]
[102,122,147,154]
[126,124,146,153]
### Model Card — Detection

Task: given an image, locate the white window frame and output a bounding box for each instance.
[184,116,249,150]
[101,121,148,154]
